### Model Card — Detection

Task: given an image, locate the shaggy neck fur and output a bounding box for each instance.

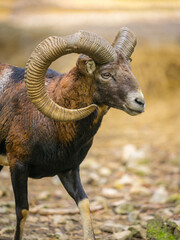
[48,67,96,110]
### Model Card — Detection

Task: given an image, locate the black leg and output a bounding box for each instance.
[58,168,95,240]
[10,160,29,240]
[0,165,3,172]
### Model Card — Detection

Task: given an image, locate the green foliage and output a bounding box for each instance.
[147,216,180,240]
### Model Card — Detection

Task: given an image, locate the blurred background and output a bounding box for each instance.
[0,0,180,239]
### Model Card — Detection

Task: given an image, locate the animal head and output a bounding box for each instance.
[76,50,144,116]
[25,28,145,121]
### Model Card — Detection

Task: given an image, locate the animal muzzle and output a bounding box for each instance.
[124,91,145,116]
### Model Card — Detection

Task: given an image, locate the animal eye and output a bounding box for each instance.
[101,72,112,79]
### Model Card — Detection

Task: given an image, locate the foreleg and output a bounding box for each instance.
[58,168,95,240]
[10,160,29,240]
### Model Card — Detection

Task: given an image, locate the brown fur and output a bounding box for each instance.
[0,64,105,166]
[48,67,99,146]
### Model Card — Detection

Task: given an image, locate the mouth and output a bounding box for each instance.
[123,105,144,116]
[106,102,144,116]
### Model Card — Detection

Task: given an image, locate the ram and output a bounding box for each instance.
[0,28,145,240]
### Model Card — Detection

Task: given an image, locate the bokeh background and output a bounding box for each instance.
[0,0,180,239]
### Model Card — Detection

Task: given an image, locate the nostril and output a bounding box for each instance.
[135,98,145,107]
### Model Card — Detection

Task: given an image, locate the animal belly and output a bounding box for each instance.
[28,165,59,179]
[0,155,9,166]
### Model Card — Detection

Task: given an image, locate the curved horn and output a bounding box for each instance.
[25,31,116,122]
[112,27,137,60]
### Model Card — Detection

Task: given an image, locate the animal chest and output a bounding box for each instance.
[28,113,103,178]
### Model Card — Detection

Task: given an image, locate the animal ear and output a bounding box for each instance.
[77,54,96,75]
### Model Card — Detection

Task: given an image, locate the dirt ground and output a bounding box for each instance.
[0,3,180,240]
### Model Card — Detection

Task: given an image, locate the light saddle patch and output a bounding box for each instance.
[0,155,9,166]
[0,67,11,166]
[0,67,12,94]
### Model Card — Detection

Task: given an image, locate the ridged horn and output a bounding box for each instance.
[25,31,116,121]
[112,27,137,60]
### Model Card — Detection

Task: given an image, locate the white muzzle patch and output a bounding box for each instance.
[124,90,145,115]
